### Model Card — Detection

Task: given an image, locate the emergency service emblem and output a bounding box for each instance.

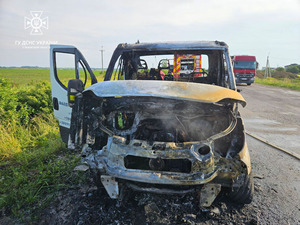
[24,11,48,35]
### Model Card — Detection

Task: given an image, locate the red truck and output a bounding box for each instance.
[231,55,257,85]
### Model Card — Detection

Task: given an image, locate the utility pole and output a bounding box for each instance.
[264,55,271,78]
[100,46,104,73]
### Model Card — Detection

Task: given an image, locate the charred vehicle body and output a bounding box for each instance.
[50,41,253,207]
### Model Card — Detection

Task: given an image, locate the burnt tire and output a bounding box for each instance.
[228,172,254,204]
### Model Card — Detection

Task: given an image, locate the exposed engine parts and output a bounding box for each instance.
[78,95,249,207]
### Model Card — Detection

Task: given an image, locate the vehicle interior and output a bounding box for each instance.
[111,50,230,88]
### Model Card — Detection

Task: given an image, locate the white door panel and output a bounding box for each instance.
[50,45,97,143]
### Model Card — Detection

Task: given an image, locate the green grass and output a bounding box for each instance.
[0,126,87,220]
[0,71,92,221]
[255,77,300,91]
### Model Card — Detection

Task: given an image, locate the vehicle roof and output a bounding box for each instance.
[116,41,228,52]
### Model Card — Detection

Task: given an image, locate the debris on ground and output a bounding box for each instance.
[73,165,89,172]
[253,174,265,179]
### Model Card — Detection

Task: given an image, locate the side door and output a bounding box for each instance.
[50,45,97,143]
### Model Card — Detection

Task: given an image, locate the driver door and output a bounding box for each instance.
[50,45,97,143]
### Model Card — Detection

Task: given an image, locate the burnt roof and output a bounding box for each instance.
[116,41,228,52]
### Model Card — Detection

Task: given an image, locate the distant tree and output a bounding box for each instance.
[276,67,285,72]
[286,65,300,74]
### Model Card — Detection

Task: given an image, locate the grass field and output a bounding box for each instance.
[0,68,51,85]
[255,77,300,91]
[255,70,300,91]
[0,68,105,86]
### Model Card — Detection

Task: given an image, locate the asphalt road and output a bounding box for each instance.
[238,83,300,224]
[239,83,300,154]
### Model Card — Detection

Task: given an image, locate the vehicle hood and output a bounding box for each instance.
[84,80,246,107]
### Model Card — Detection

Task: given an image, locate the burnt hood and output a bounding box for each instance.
[84,80,246,107]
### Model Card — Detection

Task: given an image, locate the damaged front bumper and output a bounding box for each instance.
[84,135,248,206]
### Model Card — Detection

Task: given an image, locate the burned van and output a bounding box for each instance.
[50,41,253,207]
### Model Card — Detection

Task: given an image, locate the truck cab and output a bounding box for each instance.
[232,55,257,85]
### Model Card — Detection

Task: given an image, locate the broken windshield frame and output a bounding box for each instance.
[107,50,231,87]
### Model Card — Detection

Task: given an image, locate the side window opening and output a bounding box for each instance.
[111,56,124,80]
[55,52,76,89]
[78,60,88,87]
[205,51,223,86]
[112,53,141,81]
[55,52,92,89]
[222,53,229,88]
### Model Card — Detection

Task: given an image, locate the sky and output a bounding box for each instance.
[0,0,299,68]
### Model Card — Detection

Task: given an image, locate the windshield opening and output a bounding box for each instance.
[109,50,229,87]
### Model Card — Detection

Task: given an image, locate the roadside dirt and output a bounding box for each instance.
[35,176,261,225]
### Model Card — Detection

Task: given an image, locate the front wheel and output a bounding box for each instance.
[228,172,254,204]
[247,83,251,86]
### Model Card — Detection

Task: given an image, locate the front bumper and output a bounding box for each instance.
[235,76,255,84]
[89,136,245,186]
[84,135,250,207]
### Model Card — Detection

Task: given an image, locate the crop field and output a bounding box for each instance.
[0,68,51,85]
[0,68,105,86]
